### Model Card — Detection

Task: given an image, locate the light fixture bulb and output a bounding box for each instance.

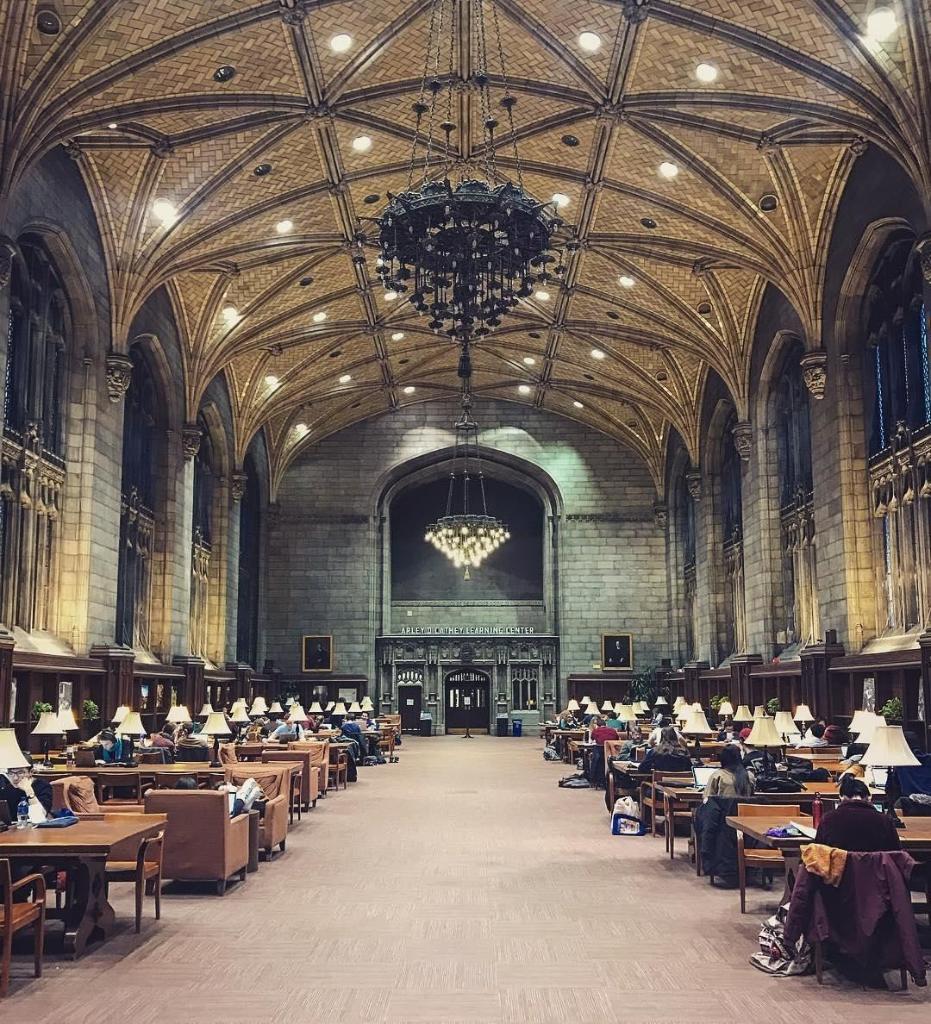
[330,33,352,53]
[275,219,294,234]
[518,384,531,395]
[533,289,550,301]
[523,356,536,365]
[403,385,416,394]
[151,199,177,224]
[384,290,398,300]
[695,62,718,83]
[578,32,601,52]
[591,348,606,360]
[866,6,897,40]
[573,400,584,409]
[391,331,405,341]
[618,275,635,288]
[264,374,279,388]
[352,135,373,153]
[339,373,352,384]
[658,161,679,179]
[312,311,327,323]
[551,192,569,208]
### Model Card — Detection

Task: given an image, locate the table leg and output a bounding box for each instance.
[780,850,801,904]
[247,810,260,872]
[58,856,112,959]
[668,797,676,859]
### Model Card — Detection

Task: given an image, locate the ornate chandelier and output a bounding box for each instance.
[425,345,509,574]
[376,0,562,343]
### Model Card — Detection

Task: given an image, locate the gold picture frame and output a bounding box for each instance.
[302,634,333,673]
[601,633,633,671]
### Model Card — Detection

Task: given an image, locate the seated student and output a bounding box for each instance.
[604,711,623,730]
[0,760,52,822]
[639,726,691,774]
[97,728,124,764]
[814,775,900,851]
[591,719,619,745]
[795,722,828,748]
[557,709,580,730]
[823,723,845,746]
[703,744,754,799]
[150,725,176,752]
[269,719,297,742]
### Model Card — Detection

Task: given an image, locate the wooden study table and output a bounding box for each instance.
[0,813,165,958]
[551,729,585,762]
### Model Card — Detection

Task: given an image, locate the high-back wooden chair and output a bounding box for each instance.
[0,858,45,997]
[94,770,143,806]
[640,771,692,836]
[104,830,165,932]
[736,803,802,913]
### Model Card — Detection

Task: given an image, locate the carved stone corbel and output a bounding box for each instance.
[652,501,668,530]
[0,239,15,289]
[105,352,133,403]
[917,236,931,285]
[621,0,651,23]
[231,472,248,501]
[732,420,753,462]
[800,349,828,400]
[686,469,702,501]
[181,422,203,460]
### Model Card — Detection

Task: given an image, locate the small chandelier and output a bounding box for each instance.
[425,345,509,575]
[376,0,562,344]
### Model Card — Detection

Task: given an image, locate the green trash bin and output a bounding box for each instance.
[512,718,523,737]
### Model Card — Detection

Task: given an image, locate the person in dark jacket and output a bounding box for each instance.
[0,764,53,821]
[639,726,691,774]
[815,775,900,852]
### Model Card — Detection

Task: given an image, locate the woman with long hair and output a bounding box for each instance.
[704,743,754,798]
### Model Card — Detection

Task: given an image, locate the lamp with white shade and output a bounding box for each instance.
[268,701,284,716]
[32,711,63,766]
[600,700,613,712]
[793,704,813,725]
[332,702,348,717]
[638,701,651,715]
[309,701,324,715]
[773,710,799,742]
[746,714,784,776]
[853,711,882,747]
[752,705,766,720]
[0,729,29,771]
[682,707,713,737]
[116,710,146,764]
[198,702,214,718]
[349,701,362,715]
[361,697,375,712]
[567,699,581,712]
[230,703,251,728]
[581,696,592,707]
[862,724,920,826]
[249,696,268,717]
[326,701,335,712]
[616,703,636,725]
[717,700,734,719]
[848,709,874,735]
[287,703,307,726]
[654,695,668,708]
[111,705,130,726]
[202,710,232,765]
[732,705,753,723]
[166,704,192,725]
[585,702,600,718]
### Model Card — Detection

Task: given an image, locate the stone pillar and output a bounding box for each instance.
[683,660,709,702]
[167,446,196,657]
[224,476,245,662]
[89,644,135,721]
[800,628,845,723]
[0,628,15,723]
[173,655,205,716]
[729,653,763,707]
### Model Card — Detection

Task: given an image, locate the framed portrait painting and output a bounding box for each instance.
[302,635,333,673]
[601,633,633,671]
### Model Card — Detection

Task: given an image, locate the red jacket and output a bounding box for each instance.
[591,726,619,746]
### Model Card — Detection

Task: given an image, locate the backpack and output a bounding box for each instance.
[558,774,591,788]
[749,904,812,976]
[543,744,560,761]
[755,776,804,794]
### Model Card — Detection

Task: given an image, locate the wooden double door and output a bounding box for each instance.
[445,668,491,733]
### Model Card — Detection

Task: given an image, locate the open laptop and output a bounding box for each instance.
[74,748,97,767]
[692,765,717,790]
[867,766,889,790]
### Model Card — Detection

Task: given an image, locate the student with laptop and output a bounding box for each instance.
[700,744,754,799]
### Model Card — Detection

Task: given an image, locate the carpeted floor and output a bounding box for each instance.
[6,736,931,1021]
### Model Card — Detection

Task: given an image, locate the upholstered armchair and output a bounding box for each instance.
[143,790,249,895]
[224,765,289,859]
[285,742,328,800]
[265,747,318,809]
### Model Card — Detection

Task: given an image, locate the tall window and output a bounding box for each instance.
[865,237,930,633]
[721,411,745,658]
[674,462,697,662]
[774,343,818,646]
[236,454,261,667]
[1,240,69,631]
[115,348,159,649]
[190,415,215,658]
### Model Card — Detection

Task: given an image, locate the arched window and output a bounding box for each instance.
[236,455,261,667]
[1,239,70,631]
[864,237,930,633]
[115,347,160,649]
[190,414,216,659]
[772,342,818,647]
[720,410,746,659]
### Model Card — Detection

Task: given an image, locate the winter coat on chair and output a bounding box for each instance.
[694,796,739,882]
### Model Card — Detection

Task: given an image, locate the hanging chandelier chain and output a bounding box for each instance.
[408,0,442,188]
[489,0,523,188]
[420,0,448,184]
[442,0,456,173]
[473,0,495,183]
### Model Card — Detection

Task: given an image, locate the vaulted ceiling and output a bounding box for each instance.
[1,0,929,487]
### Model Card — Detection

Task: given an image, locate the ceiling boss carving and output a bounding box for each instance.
[0,0,925,490]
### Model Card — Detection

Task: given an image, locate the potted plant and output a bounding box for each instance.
[766,697,780,716]
[879,696,904,723]
[31,700,52,722]
[81,699,100,740]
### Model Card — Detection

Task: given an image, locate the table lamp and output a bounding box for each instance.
[793,703,813,726]
[361,697,375,712]
[732,705,753,723]
[309,701,324,715]
[581,695,591,707]
[0,728,29,771]
[682,707,713,753]
[269,701,284,716]
[746,714,783,776]
[616,703,636,725]
[854,711,882,747]
[773,710,799,742]
[349,701,362,715]
[848,708,873,735]
[287,703,307,725]
[332,701,347,717]
[654,695,668,708]
[285,696,294,708]
[198,702,214,718]
[567,699,581,712]
[600,700,614,712]
[117,710,146,764]
[326,701,335,712]
[752,705,765,720]
[111,704,130,726]
[231,703,251,729]
[718,700,734,720]
[249,696,268,717]
[585,702,599,717]
[676,706,690,727]
[32,711,63,766]
[202,710,232,765]
[638,701,651,715]
[166,704,192,725]
[862,724,919,826]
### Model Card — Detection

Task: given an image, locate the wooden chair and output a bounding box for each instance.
[736,802,801,913]
[328,747,349,791]
[152,771,201,789]
[663,788,695,859]
[94,770,143,806]
[378,730,398,763]
[0,858,45,998]
[104,830,165,933]
[640,771,691,836]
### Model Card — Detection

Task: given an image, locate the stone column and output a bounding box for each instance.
[89,644,135,721]
[729,653,763,707]
[800,629,845,723]
[166,435,197,657]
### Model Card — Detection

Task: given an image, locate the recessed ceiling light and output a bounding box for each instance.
[551,192,570,209]
[591,348,606,360]
[866,6,897,41]
[36,9,61,34]
[640,217,657,229]
[275,219,294,234]
[329,350,342,358]
[578,32,601,52]
[107,122,118,130]
[295,422,309,436]
[339,373,352,384]
[384,290,398,301]
[398,358,409,365]
[573,400,584,409]
[351,135,372,153]
[254,163,272,176]
[697,301,712,316]
[518,384,532,395]
[221,305,241,324]
[403,385,416,394]
[533,289,550,302]
[312,311,327,323]
[583,372,595,381]
[658,161,679,179]
[561,134,580,147]
[618,275,635,289]
[391,331,405,341]
[606,311,620,320]
[213,65,236,83]
[330,33,353,53]
[364,193,381,204]
[151,199,177,224]
[264,374,280,388]
[695,62,718,83]
[759,193,778,212]
[523,356,536,365]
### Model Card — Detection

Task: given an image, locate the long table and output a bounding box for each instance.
[0,813,165,958]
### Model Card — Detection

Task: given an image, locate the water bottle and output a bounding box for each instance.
[811,792,823,830]
[16,797,29,829]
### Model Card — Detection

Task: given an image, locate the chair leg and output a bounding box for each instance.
[1,924,12,997]
[154,874,161,921]
[900,968,908,990]
[815,940,823,984]
[34,906,44,978]
[135,875,143,933]
[216,878,227,896]
[738,852,747,913]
